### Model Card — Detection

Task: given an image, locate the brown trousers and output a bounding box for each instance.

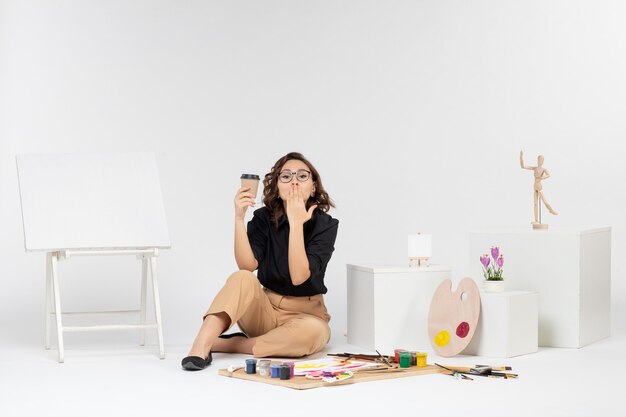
[204,270,331,358]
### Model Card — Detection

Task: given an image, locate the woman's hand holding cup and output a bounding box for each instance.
[235,174,260,221]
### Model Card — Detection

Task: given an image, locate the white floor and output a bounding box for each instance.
[2,335,625,417]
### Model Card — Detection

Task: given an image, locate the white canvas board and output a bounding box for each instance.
[16,152,171,251]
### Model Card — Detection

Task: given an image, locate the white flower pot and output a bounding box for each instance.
[484,280,504,293]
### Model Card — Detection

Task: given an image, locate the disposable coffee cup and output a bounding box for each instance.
[241,174,260,198]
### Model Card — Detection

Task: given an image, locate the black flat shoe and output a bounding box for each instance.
[181,351,212,371]
[218,332,248,339]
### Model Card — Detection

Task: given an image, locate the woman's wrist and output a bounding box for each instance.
[287,216,304,228]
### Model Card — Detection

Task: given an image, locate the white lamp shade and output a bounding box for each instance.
[408,234,432,258]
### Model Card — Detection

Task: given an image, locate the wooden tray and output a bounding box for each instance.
[218,365,443,390]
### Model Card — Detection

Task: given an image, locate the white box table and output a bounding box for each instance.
[347,264,451,353]
[465,291,538,358]
[469,227,611,348]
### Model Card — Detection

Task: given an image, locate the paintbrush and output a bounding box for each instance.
[327,352,394,364]
[476,365,512,371]
[327,353,378,362]
[439,365,514,375]
[443,364,513,372]
[434,363,473,381]
[438,364,518,379]
[352,367,407,374]
[376,349,394,367]
[490,371,518,379]
[437,365,486,375]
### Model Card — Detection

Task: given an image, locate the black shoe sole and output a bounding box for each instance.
[181,352,212,371]
[218,332,248,339]
[182,360,205,371]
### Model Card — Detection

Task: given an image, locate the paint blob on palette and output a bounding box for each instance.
[427,278,480,357]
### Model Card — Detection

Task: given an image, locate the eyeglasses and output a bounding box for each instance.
[278,169,311,183]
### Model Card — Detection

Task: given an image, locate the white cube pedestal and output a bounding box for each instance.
[469,227,611,348]
[347,264,451,353]
[465,291,538,358]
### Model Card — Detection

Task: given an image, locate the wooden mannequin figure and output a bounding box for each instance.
[520,151,558,229]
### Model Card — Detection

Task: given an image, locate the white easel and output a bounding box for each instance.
[17,152,171,363]
[44,249,164,363]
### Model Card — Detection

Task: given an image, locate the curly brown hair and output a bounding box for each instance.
[262,152,335,227]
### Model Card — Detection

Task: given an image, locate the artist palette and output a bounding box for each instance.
[427,277,480,357]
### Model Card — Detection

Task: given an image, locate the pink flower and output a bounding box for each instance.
[481,246,504,280]
[480,254,490,269]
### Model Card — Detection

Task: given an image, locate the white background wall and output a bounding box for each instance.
[1,0,624,349]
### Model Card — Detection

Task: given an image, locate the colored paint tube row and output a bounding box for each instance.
[245,359,295,380]
[393,349,428,368]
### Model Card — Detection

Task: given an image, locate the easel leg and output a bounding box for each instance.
[50,253,65,363]
[149,257,165,359]
[45,253,52,350]
[140,258,148,346]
